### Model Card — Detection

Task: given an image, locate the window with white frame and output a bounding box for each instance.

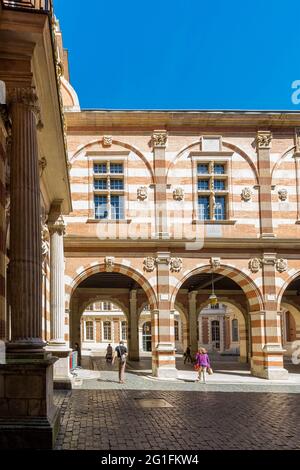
[121,321,127,341]
[93,161,125,220]
[85,321,94,341]
[197,161,228,220]
[103,321,112,341]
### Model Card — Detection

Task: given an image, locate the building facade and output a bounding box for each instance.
[1,0,300,450]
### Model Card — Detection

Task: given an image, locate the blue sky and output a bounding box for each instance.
[55,0,300,110]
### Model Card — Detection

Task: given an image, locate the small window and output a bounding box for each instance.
[94,179,107,190]
[232,319,239,342]
[103,302,111,311]
[94,163,107,174]
[110,163,123,174]
[94,195,108,219]
[110,179,124,190]
[103,321,112,341]
[214,179,225,190]
[198,179,209,190]
[214,164,225,175]
[197,163,209,174]
[85,321,94,341]
[198,196,210,220]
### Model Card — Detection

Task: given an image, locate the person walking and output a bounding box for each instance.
[74,342,81,367]
[105,343,113,363]
[195,347,211,383]
[184,345,193,364]
[112,340,127,384]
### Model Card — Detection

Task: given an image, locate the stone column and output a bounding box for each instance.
[256,131,275,238]
[152,252,177,378]
[46,210,72,389]
[250,253,288,380]
[188,290,198,356]
[128,289,139,361]
[0,87,60,449]
[152,130,169,238]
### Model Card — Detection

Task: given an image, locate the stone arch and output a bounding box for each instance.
[277,269,300,311]
[68,262,158,310]
[166,139,259,183]
[69,138,155,183]
[170,264,264,312]
[271,145,296,180]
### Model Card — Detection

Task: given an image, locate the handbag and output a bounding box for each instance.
[207,367,213,375]
[194,364,200,371]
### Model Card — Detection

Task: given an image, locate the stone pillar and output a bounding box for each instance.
[152,130,169,238]
[152,252,177,378]
[0,108,7,341]
[188,290,198,356]
[256,131,275,238]
[219,315,224,352]
[0,87,60,449]
[128,290,139,361]
[250,253,288,380]
[45,208,72,389]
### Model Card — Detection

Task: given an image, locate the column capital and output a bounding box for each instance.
[256,130,272,150]
[48,215,66,236]
[156,251,170,265]
[6,87,43,130]
[152,129,168,148]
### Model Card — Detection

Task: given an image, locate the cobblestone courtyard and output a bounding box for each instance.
[54,389,300,450]
[53,356,300,450]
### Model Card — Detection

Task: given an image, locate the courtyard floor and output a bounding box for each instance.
[53,355,300,450]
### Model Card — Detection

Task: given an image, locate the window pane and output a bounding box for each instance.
[198,179,209,190]
[110,179,124,190]
[214,179,225,190]
[111,195,124,220]
[94,163,107,174]
[214,164,225,174]
[110,163,123,174]
[214,196,226,220]
[198,196,210,220]
[94,179,107,190]
[121,321,127,341]
[94,195,108,219]
[232,319,239,342]
[86,321,94,340]
[103,321,111,341]
[197,163,209,174]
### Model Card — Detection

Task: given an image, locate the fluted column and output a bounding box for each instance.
[7,87,44,353]
[48,215,66,345]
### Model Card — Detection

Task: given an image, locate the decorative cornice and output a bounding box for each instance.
[7,87,43,130]
[256,130,272,150]
[152,130,168,148]
[49,215,66,236]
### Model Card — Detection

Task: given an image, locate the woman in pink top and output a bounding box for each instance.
[195,347,211,383]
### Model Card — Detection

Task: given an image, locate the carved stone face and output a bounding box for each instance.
[170,258,182,272]
[105,256,114,271]
[241,187,252,202]
[249,258,261,273]
[173,187,184,201]
[276,258,287,273]
[137,186,148,201]
[103,135,112,147]
[143,257,156,272]
[278,188,288,201]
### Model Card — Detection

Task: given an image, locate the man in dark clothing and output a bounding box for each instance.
[112,340,127,383]
[184,345,193,364]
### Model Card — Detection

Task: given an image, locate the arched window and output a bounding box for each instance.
[232,319,239,342]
